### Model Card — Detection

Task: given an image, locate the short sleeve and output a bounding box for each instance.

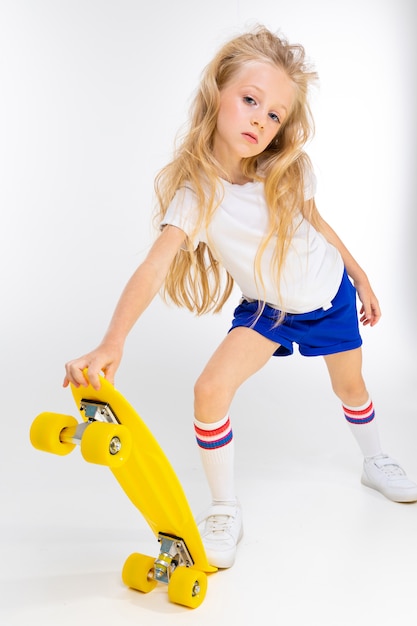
[160,186,200,249]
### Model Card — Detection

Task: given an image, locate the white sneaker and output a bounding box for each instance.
[362,454,417,503]
[198,502,243,569]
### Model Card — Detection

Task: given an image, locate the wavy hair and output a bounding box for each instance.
[154,25,318,315]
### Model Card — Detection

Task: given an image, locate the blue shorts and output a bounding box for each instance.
[229,270,363,357]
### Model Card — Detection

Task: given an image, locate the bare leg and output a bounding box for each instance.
[194,326,280,423]
[323,347,368,406]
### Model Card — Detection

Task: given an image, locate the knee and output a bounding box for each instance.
[194,372,218,407]
[331,378,368,406]
[193,371,232,421]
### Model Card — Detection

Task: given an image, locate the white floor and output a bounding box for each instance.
[2,382,417,626]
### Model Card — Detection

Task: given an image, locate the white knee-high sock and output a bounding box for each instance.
[342,398,383,458]
[194,415,237,505]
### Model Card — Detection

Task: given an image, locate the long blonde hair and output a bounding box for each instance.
[154,26,318,315]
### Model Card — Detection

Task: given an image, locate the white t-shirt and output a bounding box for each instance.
[161,175,344,313]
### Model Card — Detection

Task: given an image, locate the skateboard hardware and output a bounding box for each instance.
[59,421,89,445]
[57,401,123,456]
[153,533,194,584]
[59,423,123,457]
[79,400,120,424]
[80,400,122,455]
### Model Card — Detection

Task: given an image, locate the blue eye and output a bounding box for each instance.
[269,112,281,124]
[243,96,256,105]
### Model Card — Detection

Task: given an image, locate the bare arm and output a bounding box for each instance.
[64,225,186,389]
[305,199,381,327]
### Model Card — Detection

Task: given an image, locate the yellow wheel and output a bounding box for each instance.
[122,553,157,593]
[168,567,207,609]
[80,421,132,467]
[30,412,78,456]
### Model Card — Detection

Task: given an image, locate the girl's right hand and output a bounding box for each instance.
[63,343,123,391]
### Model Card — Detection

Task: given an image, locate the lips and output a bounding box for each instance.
[242,132,258,144]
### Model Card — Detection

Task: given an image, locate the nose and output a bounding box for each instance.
[252,118,264,131]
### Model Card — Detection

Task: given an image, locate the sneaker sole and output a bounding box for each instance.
[361,474,417,503]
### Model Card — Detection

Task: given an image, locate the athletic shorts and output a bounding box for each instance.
[229,269,362,357]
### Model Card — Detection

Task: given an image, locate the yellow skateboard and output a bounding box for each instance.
[30,373,216,609]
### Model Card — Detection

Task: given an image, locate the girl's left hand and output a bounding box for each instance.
[355,279,381,327]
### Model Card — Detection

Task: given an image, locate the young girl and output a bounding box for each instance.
[64,26,417,569]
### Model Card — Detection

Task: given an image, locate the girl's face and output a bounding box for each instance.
[213,61,295,180]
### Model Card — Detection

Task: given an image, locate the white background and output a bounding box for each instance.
[1,1,416,624]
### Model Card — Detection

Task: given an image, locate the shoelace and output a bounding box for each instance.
[205,514,233,534]
[377,461,405,478]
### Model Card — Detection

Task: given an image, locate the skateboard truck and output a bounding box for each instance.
[58,400,126,458]
[153,533,195,585]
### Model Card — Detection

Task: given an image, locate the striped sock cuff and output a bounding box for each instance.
[194,416,233,450]
[343,399,375,425]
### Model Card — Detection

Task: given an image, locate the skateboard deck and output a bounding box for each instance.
[30,373,216,608]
